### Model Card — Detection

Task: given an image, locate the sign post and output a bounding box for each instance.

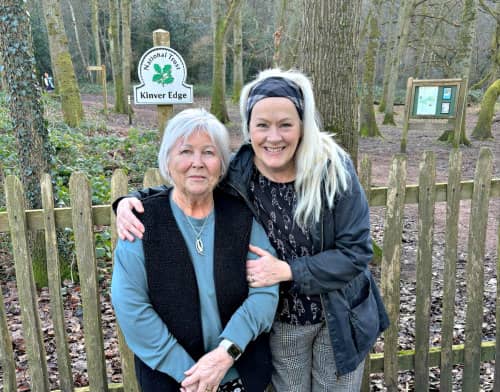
[86,65,107,115]
[401,78,464,152]
[133,30,193,139]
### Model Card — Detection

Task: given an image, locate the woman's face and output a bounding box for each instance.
[167,130,222,200]
[249,97,301,182]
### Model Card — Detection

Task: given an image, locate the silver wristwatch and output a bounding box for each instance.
[219,339,242,361]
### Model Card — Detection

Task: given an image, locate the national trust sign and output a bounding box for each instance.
[134,46,193,105]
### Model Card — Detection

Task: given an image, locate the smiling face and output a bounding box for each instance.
[168,130,222,203]
[249,97,302,182]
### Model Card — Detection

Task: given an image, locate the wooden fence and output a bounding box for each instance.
[0,148,498,392]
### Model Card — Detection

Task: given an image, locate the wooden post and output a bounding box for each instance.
[128,95,132,125]
[5,176,50,392]
[143,168,164,188]
[400,77,413,153]
[462,148,493,391]
[494,218,500,392]
[453,79,467,148]
[153,29,174,140]
[102,64,108,116]
[0,269,16,392]
[87,65,108,116]
[69,172,109,392]
[381,154,407,392]
[414,151,436,391]
[111,170,140,392]
[440,149,462,392]
[41,174,74,391]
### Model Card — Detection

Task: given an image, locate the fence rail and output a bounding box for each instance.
[0,148,498,392]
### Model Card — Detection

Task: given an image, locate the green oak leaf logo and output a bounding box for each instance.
[152,64,174,86]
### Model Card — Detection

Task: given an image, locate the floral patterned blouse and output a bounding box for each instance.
[249,168,325,325]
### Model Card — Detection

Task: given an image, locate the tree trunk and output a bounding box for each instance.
[299,0,361,166]
[41,0,84,127]
[210,0,242,123]
[66,0,91,81]
[378,0,397,113]
[360,9,382,138]
[438,0,477,145]
[280,0,302,69]
[0,0,54,292]
[121,0,132,109]
[484,0,500,85]
[383,0,417,125]
[272,0,288,67]
[231,5,243,104]
[471,78,499,140]
[91,0,101,69]
[109,0,125,113]
[0,2,52,208]
[413,2,427,78]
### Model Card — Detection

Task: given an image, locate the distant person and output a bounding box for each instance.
[43,72,54,91]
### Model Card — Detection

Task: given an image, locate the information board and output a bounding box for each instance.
[411,84,458,118]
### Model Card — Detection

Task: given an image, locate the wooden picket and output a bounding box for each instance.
[380,154,407,392]
[495,219,500,392]
[41,173,74,392]
[0,271,16,392]
[5,176,50,392]
[111,169,140,392]
[440,149,462,392]
[0,151,498,391]
[69,173,108,392]
[463,148,494,391]
[414,151,436,391]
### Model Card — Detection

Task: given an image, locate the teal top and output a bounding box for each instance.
[111,195,279,384]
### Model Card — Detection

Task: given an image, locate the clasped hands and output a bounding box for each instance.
[180,346,233,392]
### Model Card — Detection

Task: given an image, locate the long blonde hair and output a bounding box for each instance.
[240,68,351,227]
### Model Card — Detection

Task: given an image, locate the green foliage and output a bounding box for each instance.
[44,125,157,206]
[0,98,143,284]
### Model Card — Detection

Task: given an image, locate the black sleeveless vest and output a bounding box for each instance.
[135,188,272,392]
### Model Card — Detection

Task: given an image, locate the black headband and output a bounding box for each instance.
[246,76,304,125]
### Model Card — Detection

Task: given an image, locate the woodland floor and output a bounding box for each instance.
[1,94,499,391]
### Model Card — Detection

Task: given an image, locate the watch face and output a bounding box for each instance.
[228,344,242,360]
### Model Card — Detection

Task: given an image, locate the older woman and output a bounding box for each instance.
[111,108,278,392]
[115,69,389,392]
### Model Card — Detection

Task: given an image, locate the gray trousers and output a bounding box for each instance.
[269,320,364,392]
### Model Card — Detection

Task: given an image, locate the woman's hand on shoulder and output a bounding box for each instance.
[246,244,292,287]
[117,197,145,241]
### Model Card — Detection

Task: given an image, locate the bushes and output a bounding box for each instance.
[0,94,159,286]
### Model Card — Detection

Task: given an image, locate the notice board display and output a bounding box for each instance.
[412,84,458,118]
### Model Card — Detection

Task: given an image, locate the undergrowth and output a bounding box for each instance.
[0,91,158,286]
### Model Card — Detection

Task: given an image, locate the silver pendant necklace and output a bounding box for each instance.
[184,212,211,255]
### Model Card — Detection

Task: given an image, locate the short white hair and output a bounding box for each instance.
[158,108,231,184]
[240,68,351,226]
